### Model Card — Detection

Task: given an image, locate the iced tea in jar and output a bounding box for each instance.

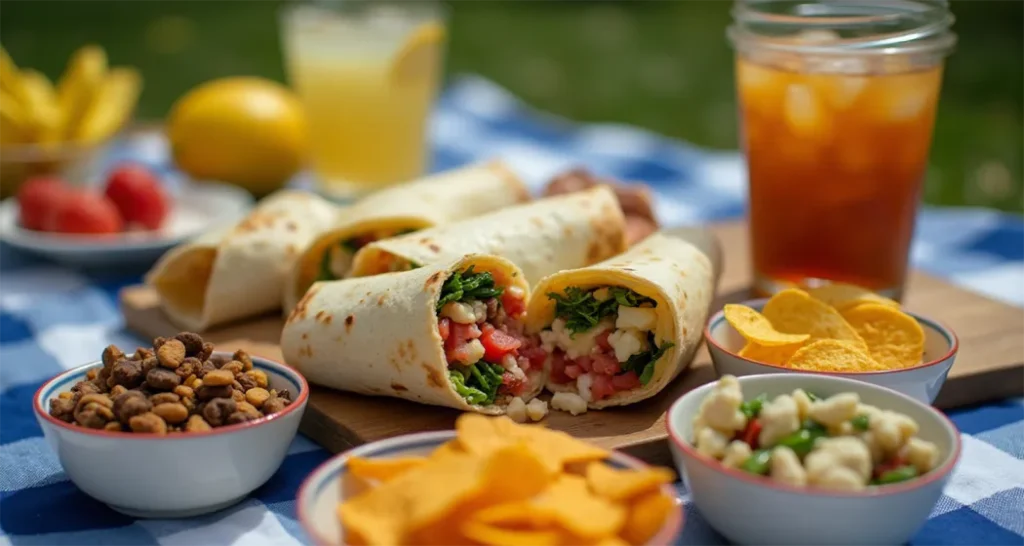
[729,0,956,300]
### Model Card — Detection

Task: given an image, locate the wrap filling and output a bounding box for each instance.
[437,267,539,405]
[317,228,419,281]
[530,286,674,402]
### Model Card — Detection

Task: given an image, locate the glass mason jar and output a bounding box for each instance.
[728,0,956,300]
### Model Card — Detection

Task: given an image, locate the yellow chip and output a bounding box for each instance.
[786,339,886,372]
[478,444,555,505]
[348,456,426,483]
[462,520,563,546]
[840,303,925,369]
[724,304,810,347]
[621,491,676,546]
[593,537,631,546]
[585,462,675,502]
[738,341,801,366]
[762,288,868,349]
[532,475,626,539]
[807,283,900,311]
[456,415,608,473]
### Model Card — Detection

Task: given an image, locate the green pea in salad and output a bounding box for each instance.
[691,375,941,491]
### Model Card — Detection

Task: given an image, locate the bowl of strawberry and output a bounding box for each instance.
[0,163,252,266]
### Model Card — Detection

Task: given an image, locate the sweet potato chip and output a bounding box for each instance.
[807,283,900,311]
[724,304,810,347]
[462,520,563,546]
[348,456,427,483]
[762,288,867,349]
[786,339,886,372]
[585,462,675,501]
[840,303,925,368]
[621,491,676,545]
[738,341,801,366]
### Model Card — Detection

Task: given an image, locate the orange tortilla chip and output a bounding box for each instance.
[738,341,801,366]
[348,456,427,483]
[478,444,555,505]
[840,303,925,368]
[457,415,608,472]
[531,475,626,539]
[462,520,563,546]
[585,462,675,502]
[807,283,900,311]
[786,339,886,372]
[762,288,867,349]
[724,304,810,347]
[621,491,676,545]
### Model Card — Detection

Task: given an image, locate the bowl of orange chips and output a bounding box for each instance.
[297,414,683,546]
[704,284,958,403]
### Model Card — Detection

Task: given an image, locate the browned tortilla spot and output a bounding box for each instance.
[377,295,386,306]
[358,298,366,304]
[285,221,298,232]
[563,225,575,237]
[683,326,688,336]
[345,315,355,331]
[397,342,408,359]
[315,310,326,323]
[369,387,383,394]
[301,333,308,340]
[391,383,408,392]
[425,271,443,289]
[428,243,441,253]
[419,237,430,244]
[291,286,320,321]
[324,314,333,325]
[424,363,446,389]
[530,216,544,228]
[650,256,662,262]
[406,339,417,361]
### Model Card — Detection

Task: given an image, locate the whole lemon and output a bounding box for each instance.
[167,77,307,196]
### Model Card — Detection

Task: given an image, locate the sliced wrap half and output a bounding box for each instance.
[146,190,338,332]
[524,232,714,409]
[284,161,528,312]
[349,185,627,284]
[281,254,543,414]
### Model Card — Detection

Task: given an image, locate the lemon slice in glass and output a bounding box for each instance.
[389,21,446,87]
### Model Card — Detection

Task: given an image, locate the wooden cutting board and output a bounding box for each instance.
[119,221,1024,466]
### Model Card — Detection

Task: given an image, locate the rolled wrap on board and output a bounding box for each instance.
[349,186,628,284]
[284,161,529,312]
[525,232,715,408]
[281,254,541,414]
[146,190,338,332]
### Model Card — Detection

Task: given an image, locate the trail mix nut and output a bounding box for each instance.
[48,333,294,435]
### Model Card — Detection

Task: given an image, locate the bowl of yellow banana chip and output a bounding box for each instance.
[0,45,141,197]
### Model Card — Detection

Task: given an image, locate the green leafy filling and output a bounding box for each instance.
[449,362,505,405]
[547,286,654,334]
[620,333,674,386]
[316,244,342,282]
[436,266,503,312]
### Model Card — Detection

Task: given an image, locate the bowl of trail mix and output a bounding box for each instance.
[33,332,308,518]
[666,374,960,546]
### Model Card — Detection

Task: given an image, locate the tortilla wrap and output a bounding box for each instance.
[525,232,714,408]
[281,254,541,414]
[349,186,628,284]
[284,161,529,312]
[146,190,338,332]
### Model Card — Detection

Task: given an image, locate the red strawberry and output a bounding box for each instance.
[17,177,69,231]
[47,190,124,234]
[103,164,169,230]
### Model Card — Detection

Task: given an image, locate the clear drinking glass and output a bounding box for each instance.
[729,0,956,300]
[280,0,446,199]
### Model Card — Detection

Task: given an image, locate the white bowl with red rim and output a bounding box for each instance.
[33,351,308,518]
[704,298,959,403]
[297,430,685,546]
[666,373,961,546]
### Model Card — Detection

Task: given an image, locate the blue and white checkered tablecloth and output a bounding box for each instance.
[1,76,1022,545]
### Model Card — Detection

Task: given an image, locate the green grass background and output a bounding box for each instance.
[2,0,1020,213]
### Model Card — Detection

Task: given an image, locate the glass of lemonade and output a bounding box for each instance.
[729,0,956,300]
[281,0,446,199]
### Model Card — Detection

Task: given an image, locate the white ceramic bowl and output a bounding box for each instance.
[667,373,961,546]
[298,430,685,546]
[705,299,959,403]
[33,352,308,518]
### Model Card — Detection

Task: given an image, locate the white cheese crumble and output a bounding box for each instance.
[526,398,549,422]
[540,317,613,359]
[440,301,477,324]
[616,306,657,331]
[576,373,593,402]
[451,339,485,365]
[608,328,648,363]
[551,392,588,415]
[506,397,528,423]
